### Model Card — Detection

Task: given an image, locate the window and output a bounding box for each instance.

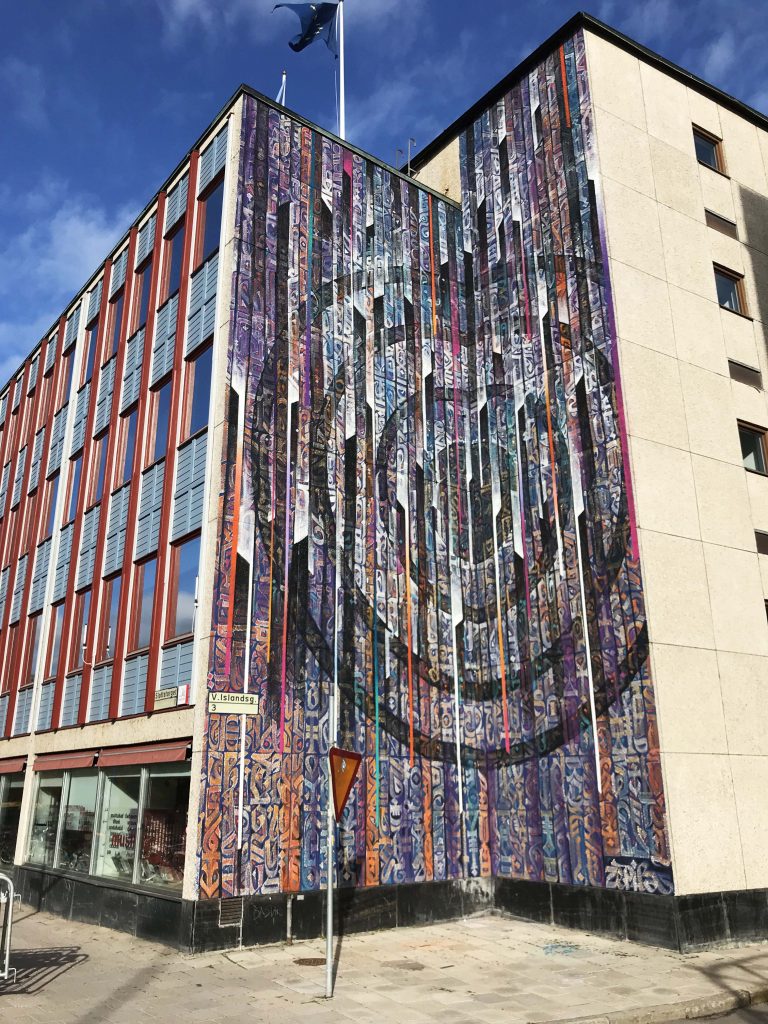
[58,771,98,874]
[46,602,65,678]
[164,221,185,301]
[93,769,141,882]
[131,558,156,651]
[28,772,64,867]
[757,531,768,556]
[693,127,725,173]
[197,178,224,266]
[66,455,82,522]
[714,266,746,315]
[27,762,190,889]
[91,435,109,505]
[97,576,121,662]
[69,590,91,672]
[121,408,138,483]
[0,774,24,867]
[705,210,738,239]
[152,380,172,463]
[187,345,212,437]
[45,473,59,537]
[108,292,124,356]
[62,349,75,404]
[169,535,200,638]
[728,360,762,389]
[24,613,42,687]
[139,766,189,890]
[739,424,767,475]
[83,318,99,384]
[135,259,153,331]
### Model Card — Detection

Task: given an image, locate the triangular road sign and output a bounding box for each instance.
[329,746,362,821]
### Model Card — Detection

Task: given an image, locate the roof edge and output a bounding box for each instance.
[7,80,462,398]
[408,10,768,173]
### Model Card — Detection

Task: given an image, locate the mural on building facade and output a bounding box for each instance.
[198,29,672,902]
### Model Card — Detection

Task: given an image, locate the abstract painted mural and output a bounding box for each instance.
[198,29,671,902]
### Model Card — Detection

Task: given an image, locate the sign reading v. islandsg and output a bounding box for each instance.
[207,692,261,715]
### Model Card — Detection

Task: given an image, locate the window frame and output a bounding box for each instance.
[714,264,749,317]
[738,421,768,476]
[183,343,213,441]
[162,218,186,304]
[194,174,225,271]
[165,533,200,642]
[693,125,727,175]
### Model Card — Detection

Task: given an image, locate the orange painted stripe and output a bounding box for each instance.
[560,46,571,128]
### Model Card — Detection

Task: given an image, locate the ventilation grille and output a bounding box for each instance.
[219,898,244,928]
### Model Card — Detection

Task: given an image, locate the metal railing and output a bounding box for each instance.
[0,873,19,983]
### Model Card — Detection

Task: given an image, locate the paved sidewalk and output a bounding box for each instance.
[2,905,768,1024]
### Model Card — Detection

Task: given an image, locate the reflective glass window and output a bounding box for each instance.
[28,772,63,867]
[93,770,140,882]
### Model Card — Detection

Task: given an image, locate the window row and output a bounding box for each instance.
[24,762,190,892]
[6,532,200,712]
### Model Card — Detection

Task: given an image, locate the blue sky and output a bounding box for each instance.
[2,0,768,382]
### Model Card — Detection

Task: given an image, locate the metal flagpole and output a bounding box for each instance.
[338,0,345,140]
[277,70,287,106]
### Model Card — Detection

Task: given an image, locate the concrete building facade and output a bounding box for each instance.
[1,13,767,952]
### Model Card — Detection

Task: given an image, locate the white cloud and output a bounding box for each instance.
[701,30,737,84]
[0,177,137,366]
[0,57,48,129]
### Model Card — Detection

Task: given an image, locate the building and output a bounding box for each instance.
[0,11,767,952]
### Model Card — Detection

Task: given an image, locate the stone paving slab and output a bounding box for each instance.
[2,905,768,1024]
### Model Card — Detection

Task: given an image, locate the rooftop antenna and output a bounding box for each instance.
[396,147,404,170]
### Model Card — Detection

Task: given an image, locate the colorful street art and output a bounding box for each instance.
[198,29,672,902]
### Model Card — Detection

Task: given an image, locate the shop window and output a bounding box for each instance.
[739,423,767,475]
[108,291,124,356]
[139,765,189,890]
[0,774,24,867]
[121,408,138,483]
[186,345,212,438]
[714,265,747,315]
[197,178,224,267]
[169,535,200,639]
[130,558,156,652]
[164,221,185,301]
[83,318,99,384]
[93,769,141,882]
[96,575,122,663]
[693,126,725,173]
[58,770,98,874]
[28,772,64,867]
[152,379,172,464]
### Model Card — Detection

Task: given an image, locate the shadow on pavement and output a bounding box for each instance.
[0,946,88,995]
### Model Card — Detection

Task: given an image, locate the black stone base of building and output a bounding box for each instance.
[12,865,768,954]
[495,877,768,952]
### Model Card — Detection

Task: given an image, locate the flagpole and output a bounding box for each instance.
[338,0,345,140]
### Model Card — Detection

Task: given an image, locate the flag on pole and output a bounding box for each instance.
[273,3,339,55]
